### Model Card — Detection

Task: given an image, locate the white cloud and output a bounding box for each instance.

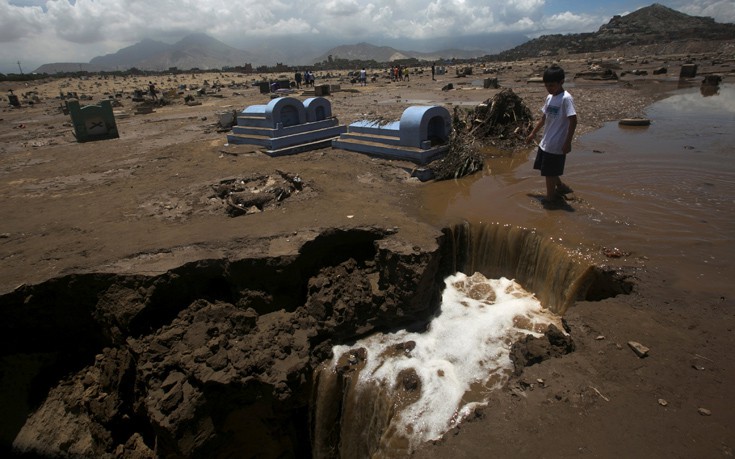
[0,0,733,73]
[536,11,605,36]
[324,0,361,16]
[678,0,735,23]
[0,1,43,42]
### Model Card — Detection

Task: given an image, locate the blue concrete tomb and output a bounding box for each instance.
[226,97,346,156]
[332,105,452,164]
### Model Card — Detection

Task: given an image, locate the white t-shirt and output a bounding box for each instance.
[539,90,576,154]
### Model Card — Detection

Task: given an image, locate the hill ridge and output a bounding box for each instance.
[492,3,735,61]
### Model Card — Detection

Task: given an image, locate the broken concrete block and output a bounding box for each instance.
[627,341,649,358]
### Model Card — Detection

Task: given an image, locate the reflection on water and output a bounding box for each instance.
[419,84,735,294]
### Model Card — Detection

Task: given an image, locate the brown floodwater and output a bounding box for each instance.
[418,83,735,296]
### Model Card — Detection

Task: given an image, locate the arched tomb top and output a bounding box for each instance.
[265,97,307,128]
[398,105,452,148]
[303,97,333,122]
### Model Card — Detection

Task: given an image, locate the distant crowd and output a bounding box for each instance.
[293,70,315,89]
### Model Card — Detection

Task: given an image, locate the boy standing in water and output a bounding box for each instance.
[526,64,577,206]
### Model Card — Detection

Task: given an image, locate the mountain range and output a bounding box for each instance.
[33,4,735,74]
[33,34,511,74]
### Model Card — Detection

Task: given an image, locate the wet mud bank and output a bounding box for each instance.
[2,224,633,458]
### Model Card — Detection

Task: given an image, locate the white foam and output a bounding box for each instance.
[330,272,563,450]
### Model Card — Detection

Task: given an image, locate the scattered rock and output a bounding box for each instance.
[627,341,649,358]
[603,247,630,258]
[509,324,575,375]
[698,407,712,416]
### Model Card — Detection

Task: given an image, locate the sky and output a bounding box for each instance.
[1,0,734,74]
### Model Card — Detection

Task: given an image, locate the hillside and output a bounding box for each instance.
[32,62,99,74]
[35,34,260,74]
[89,38,173,70]
[492,3,735,60]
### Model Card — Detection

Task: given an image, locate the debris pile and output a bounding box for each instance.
[211,170,304,216]
[430,88,533,181]
[463,88,534,143]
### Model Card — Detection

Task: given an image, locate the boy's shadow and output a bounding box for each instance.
[527,193,576,212]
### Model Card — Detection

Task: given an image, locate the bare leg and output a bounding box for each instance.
[556,180,573,195]
[545,176,561,200]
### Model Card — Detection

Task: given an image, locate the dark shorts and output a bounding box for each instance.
[533,147,566,176]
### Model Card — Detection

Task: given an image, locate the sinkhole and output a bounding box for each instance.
[1,223,633,458]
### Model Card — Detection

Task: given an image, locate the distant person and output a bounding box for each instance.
[295,71,302,89]
[526,64,577,207]
[403,67,409,81]
[431,63,436,80]
[148,81,157,100]
[359,68,367,86]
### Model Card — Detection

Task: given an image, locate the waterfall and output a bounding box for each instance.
[444,221,597,315]
[311,222,600,458]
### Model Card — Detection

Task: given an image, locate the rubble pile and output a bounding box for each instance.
[211,170,304,216]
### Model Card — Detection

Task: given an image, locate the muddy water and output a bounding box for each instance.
[313,273,563,457]
[419,84,735,296]
[313,84,735,458]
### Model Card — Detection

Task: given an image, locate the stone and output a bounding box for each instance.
[627,341,649,358]
[483,78,499,89]
[314,84,330,96]
[698,407,712,416]
[679,63,698,79]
